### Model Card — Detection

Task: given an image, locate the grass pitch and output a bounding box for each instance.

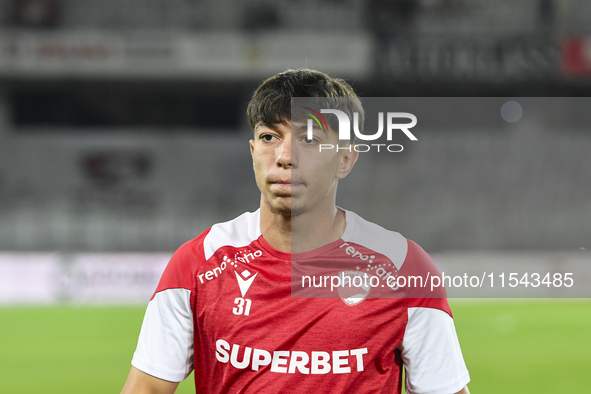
[447,299,591,394]
[0,306,196,394]
[0,300,589,393]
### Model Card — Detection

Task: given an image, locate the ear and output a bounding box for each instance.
[249,139,256,170]
[336,145,359,180]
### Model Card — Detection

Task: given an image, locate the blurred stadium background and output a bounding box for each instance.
[0,0,590,393]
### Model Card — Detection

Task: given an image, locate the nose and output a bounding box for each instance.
[276,137,294,168]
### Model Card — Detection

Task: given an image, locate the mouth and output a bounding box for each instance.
[270,180,303,186]
[269,180,304,194]
[271,182,295,188]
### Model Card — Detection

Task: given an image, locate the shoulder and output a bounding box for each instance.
[341,209,408,270]
[342,209,451,314]
[342,209,438,271]
[203,210,262,260]
[154,210,261,295]
[176,209,261,263]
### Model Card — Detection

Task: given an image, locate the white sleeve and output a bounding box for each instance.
[401,307,470,394]
[131,288,194,382]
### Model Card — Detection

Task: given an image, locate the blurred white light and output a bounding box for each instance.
[501,101,523,123]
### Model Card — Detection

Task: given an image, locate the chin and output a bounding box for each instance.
[266,199,292,217]
[288,204,308,218]
[265,194,311,218]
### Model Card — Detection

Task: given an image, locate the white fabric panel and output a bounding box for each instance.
[401,307,470,394]
[203,210,261,260]
[341,209,408,270]
[132,289,194,382]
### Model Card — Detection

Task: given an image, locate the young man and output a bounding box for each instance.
[121,69,470,394]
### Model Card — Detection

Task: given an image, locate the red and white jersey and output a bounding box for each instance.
[132,209,470,394]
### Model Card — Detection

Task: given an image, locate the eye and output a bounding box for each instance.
[302,136,318,145]
[260,134,276,142]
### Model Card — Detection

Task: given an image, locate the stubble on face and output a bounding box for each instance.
[264,195,292,218]
[265,198,314,219]
[262,180,311,218]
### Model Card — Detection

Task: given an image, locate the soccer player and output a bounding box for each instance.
[121,69,470,394]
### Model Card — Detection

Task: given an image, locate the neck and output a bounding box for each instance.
[259,197,346,254]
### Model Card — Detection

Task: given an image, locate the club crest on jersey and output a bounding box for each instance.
[336,271,372,307]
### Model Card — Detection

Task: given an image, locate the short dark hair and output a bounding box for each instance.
[247,68,364,135]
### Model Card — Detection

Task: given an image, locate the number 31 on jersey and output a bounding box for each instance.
[233,297,252,316]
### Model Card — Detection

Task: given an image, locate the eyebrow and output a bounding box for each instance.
[254,122,277,132]
[254,121,328,136]
[292,122,328,135]
[254,120,289,131]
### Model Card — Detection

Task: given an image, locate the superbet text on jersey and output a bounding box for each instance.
[131,210,470,394]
